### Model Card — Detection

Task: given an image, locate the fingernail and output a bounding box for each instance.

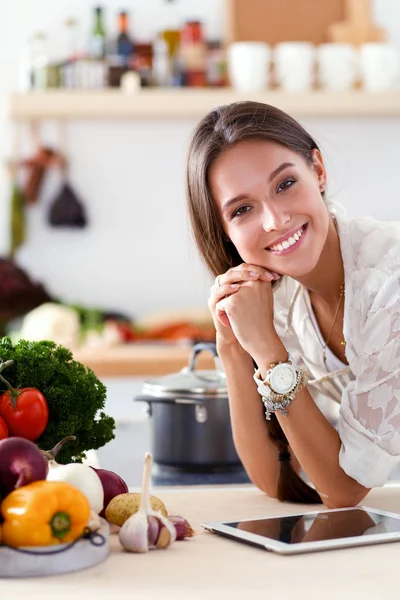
[249,271,258,277]
[231,284,239,289]
[262,272,274,280]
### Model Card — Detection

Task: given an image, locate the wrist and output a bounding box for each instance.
[217,338,249,361]
[251,336,288,379]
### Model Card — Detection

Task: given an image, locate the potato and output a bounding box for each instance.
[105,492,168,526]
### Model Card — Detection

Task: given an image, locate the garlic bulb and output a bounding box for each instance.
[118,453,176,553]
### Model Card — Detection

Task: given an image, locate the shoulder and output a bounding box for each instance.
[348,214,400,272]
[335,203,400,313]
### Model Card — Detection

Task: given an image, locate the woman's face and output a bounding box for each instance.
[208,139,330,278]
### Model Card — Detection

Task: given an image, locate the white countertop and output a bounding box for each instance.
[3,483,400,599]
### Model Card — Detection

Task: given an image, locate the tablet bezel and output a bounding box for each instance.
[201,506,400,555]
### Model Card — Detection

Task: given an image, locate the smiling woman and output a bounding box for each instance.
[186,101,400,508]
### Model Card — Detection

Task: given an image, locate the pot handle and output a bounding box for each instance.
[134,394,202,406]
[185,342,223,375]
[133,394,207,422]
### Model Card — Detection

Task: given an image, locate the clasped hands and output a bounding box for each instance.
[208,263,282,361]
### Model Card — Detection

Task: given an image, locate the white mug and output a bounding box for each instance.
[317,43,358,91]
[273,42,315,92]
[359,43,399,92]
[227,42,271,92]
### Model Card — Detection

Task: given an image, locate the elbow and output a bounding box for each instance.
[251,477,279,499]
[245,471,278,499]
[321,487,370,510]
[323,496,359,510]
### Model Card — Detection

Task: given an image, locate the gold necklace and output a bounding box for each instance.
[322,283,346,367]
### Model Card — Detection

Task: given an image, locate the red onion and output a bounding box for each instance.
[91,467,129,518]
[0,437,48,497]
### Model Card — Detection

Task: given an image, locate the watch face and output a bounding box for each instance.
[270,363,297,394]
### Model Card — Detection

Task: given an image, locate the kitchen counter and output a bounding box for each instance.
[73,343,215,377]
[3,484,400,599]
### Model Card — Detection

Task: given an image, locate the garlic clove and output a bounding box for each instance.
[168,515,196,540]
[150,514,176,549]
[155,524,174,549]
[147,515,160,546]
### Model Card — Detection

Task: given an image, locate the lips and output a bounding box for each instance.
[266,223,308,254]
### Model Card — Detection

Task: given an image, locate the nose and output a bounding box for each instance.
[261,203,290,232]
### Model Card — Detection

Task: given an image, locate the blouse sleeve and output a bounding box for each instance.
[338,272,400,488]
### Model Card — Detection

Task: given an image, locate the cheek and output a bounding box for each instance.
[229,226,263,262]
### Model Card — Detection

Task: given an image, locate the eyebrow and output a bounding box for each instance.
[221,162,296,214]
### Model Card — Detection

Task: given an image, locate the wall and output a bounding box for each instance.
[1,0,400,319]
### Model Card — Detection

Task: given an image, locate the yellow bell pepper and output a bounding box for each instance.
[1,480,91,547]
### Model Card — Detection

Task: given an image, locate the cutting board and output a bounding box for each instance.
[225,0,346,45]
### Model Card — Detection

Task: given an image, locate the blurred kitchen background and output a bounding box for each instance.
[2,0,400,485]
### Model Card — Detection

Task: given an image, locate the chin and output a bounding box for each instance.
[273,254,320,279]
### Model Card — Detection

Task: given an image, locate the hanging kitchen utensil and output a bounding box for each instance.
[48,178,88,228]
[47,121,88,228]
[21,121,59,204]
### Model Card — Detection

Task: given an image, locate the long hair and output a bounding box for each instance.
[186,101,322,504]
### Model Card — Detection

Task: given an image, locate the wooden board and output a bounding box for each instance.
[225,0,345,45]
[73,343,216,378]
[328,0,386,44]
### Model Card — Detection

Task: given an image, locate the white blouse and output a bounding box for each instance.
[272,201,400,489]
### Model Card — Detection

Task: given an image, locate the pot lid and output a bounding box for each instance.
[142,343,227,399]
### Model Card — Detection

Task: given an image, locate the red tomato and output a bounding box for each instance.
[0,388,49,441]
[0,415,8,439]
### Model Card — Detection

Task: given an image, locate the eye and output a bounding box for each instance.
[277,178,297,194]
[231,205,251,219]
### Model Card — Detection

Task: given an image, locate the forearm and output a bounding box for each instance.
[252,334,369,508]
[218,340,296,496]
[277,387,369,508]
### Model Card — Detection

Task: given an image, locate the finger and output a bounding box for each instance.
[242,264,281,281]
[215,298,231,327]
[221,266,274,286]
[210,283,240,307]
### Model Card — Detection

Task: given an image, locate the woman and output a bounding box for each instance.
[186,101,400,508]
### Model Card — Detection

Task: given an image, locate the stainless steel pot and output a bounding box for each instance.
[134,343,240,469]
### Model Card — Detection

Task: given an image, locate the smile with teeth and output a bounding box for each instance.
[268,225,306,252]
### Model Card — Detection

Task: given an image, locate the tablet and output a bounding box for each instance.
[201,506,400,555]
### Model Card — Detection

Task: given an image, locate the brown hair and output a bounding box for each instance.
[186,101,322,504]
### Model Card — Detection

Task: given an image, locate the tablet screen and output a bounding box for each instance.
[226,508,400,545]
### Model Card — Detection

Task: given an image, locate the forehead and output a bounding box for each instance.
[208,140,302,200]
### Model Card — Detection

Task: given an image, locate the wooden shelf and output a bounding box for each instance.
[9,89,400,120]
[72,343,215,378]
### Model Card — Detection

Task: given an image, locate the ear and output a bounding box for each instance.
[311,148,327,191]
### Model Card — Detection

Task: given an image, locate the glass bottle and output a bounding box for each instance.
[89,6,107,59]
[116,11,133,65]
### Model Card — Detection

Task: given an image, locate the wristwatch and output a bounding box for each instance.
[253,355,299,397]
[253,355,307,420]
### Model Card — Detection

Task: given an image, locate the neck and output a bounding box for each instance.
[294,216,344,309]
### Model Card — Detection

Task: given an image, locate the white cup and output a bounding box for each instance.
[227,42,271,92]
[359,43,399,92]
[273,42,315,92]
[317,43,358,91]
